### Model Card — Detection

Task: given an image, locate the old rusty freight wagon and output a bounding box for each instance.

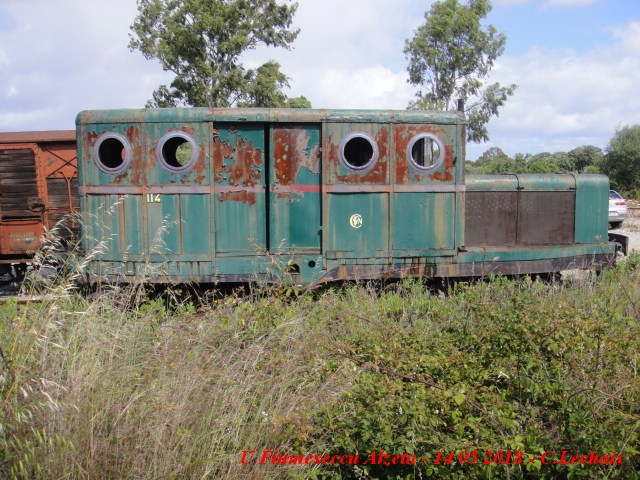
[0,130,78,278]
[76,108,620,284]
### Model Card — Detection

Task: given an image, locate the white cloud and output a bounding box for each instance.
[470,20,640,158]
[1,0,639,164]
[0,0,172,130]
[310,66,413,109]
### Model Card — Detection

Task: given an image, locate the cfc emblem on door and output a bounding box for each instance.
[349,214,363,229]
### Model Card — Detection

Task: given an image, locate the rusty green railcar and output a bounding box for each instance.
[76,108,620,284]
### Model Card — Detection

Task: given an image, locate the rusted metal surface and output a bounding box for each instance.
[324,123,390,185]
[392,124,455,184]
[321,253,614,282]
[0,219,44,254]
[270,125,322,253]
[518,191,575,245]
[0,131,76,143]
[272,126,320,189]
[466,191,518,246]
[0,131,78,262]
[213,128,262,206]
[75,108,619,285]
[465,175,579,247]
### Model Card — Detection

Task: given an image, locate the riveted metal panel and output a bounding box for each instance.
[212,123,266,256]
[465,191,518,246]
[517,191,575,245]
[269,124,321,253]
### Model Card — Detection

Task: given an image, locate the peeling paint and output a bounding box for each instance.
[327,125,390,184]
[273,128,320,185]
[219,190,256,206]
[213,133,262,203]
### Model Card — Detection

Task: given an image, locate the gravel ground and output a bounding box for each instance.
[612,208,640,254]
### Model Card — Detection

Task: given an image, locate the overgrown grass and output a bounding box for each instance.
[1,255,639,479]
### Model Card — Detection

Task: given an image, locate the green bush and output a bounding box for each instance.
[295,275,640,479]
[1,261,639,479]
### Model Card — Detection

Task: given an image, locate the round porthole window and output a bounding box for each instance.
[156,131,199,173]
[94,132,132,174]
[339,132,378,171]
[406,133,444,171]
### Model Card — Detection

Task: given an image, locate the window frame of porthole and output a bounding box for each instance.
[156,131,200,174]
[406,132,445,172]
[339,132,379,172]
[93,132,132,175]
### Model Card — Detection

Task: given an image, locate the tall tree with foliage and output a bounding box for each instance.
[404,0,516,142]
[568,145,603,172]
[129,0,304,108]
[602,125,640,193]
[237,60,311,108]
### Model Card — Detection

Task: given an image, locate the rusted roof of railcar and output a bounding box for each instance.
[76,108,466,125]
[0,130,76,144]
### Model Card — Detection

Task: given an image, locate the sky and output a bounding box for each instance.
[0,0,639,160]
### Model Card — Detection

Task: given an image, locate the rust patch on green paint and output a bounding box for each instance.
[273,128,320,200]
[126,125,145,185]
[213,137,233,183]
[429,145,454,182]
[273,128,320,185]
[218,190,256,206]
[375,125,389,160]
[329,125,389,184]
[393,125,452,184]
[213,135,261,204]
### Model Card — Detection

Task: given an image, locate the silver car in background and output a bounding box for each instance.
[608,189,627,229]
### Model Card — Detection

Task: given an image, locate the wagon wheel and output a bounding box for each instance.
[10,263,28,281]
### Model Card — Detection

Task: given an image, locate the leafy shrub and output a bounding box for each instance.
[1,261,639,479]
[294,274,640,479]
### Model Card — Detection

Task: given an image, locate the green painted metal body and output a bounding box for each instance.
[76,108,618,284]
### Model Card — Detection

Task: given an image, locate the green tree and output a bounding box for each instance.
[547,152,574,172]
[528,158,560,174]
[129,0,302,108]
[568,145,604,172]
[284,95,312,108]
[510,152,574,173]
[475,146,508,166]
[477,156,527,174]
[237,60,312,108]
[404,0,516,142]
[602,125,640,193]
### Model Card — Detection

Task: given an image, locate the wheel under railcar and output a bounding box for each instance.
[0,131,79,278]
[76,108,620,284]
